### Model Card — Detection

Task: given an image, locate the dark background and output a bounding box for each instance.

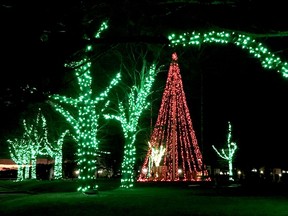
[1,0,288,170]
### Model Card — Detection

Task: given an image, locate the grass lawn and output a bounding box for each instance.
[1,179,288,215]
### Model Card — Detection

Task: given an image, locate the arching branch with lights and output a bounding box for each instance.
[168,31,288,77]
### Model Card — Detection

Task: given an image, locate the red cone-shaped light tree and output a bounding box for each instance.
[138,52,209,182]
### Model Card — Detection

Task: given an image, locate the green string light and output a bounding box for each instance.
[22,109,49,179]
[44,130,75,179]
[168,31,288,77]
[7,109,51,181]
[7,138,30,181]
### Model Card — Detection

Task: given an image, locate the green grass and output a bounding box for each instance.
[1,179,288,216]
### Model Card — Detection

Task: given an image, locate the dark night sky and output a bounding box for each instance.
[1,1,288,170]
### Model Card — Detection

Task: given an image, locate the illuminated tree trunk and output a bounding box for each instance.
[30,157,37,179]
[53,156,62,179]
[51,130,71,180]
[24,164,30,179]
[121,134,136,186]
[17,165,24,181]
[76,109,98,191]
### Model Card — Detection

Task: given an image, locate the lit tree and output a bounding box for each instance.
[149,141,165,167]
[7,108,48,180]
[104,60,158,188]
[212,121,237,181]
[49,21,121,193]
[26,109,75,180]
[7,137,30,181]
[148,141,165,179]
[22,108,49,179]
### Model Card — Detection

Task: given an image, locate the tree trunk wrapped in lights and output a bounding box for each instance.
[212,121,237,181]
[138,53,210,182]
[52,130,74,179]
[44,130,74,180]
[104,61,158,188]
[49,21,121,193]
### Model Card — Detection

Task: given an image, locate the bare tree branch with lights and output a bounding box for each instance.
[104,54,160,188]
[212,121,237,181]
